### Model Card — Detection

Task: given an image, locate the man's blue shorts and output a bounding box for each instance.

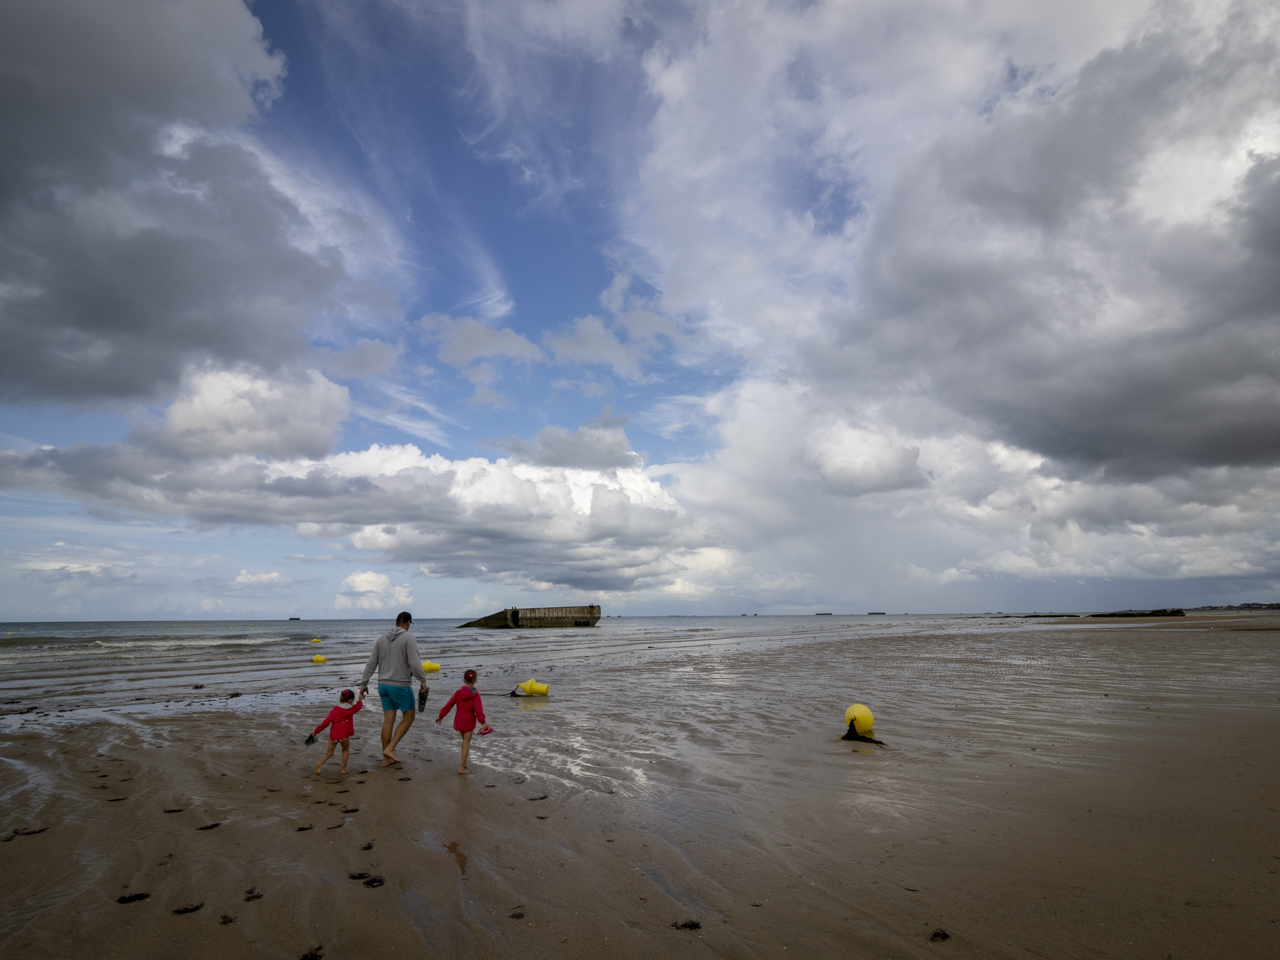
[378,684,415,713]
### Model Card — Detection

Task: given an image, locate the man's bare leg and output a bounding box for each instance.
[458,729,473,774]
[381,710,396,754]
[382,710,416,765]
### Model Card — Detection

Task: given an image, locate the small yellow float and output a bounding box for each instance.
[311,638,322,643]
[844,703,874,734]
[311,654,328,663]
[517,678,549,696]
[421,660,441,672]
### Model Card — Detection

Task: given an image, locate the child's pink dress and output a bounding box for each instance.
[314,701,362,741]
[438,686,486,732]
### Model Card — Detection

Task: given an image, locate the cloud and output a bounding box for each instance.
[139,365,349,459]
[421,313,544,368]
[0,436,708,592]
[335,570,412,610]
[500,413,643,470]
[229,569,293,589]
[0,0,402,404]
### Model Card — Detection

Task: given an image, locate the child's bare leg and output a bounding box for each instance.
[339,739,350,773]
[315,741,336,775]
[458,729,472,774]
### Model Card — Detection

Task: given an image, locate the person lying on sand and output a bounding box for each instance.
[359,611,429,767]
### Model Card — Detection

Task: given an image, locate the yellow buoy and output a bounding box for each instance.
[311,638,322,643]
[311,654,327,663]
[844,703,874,734]
[517,678,550,696]
[421,660,440,671]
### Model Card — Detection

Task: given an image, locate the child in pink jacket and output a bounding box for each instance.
[436,669,491,774]
[313,688,364,775]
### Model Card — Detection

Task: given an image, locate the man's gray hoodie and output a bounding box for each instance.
[360,627,428,690]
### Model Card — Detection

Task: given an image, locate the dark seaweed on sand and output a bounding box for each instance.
[244,887,263,902]
[348,872,370,880]
[117,893,150,904]
[299,947,324,960]
[672,920,702,930]
[363,876,385,888]
[172,902,203,915]
[841,722,885,745]
[197,822,220,830]
[296,824,314,831]
[929,928,950,941]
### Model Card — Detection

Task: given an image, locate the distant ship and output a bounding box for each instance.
[459,605,601,628]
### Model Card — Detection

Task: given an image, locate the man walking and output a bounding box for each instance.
[360,611,428,767]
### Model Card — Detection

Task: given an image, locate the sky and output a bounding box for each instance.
[3,0,1280,620]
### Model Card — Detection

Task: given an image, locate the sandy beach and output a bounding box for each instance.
[2,614,1277,959]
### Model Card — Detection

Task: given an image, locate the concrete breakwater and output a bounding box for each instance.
[459,605,601,628]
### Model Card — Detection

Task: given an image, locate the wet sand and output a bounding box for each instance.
[2,615,1278,959]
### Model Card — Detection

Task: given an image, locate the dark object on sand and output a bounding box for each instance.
[361,841,374,850]
[172,902,203,915]
[299,947,324,960]
[296,825,314,831]
[116,893,150,904]
[289,617,301,620]
[510,912,525,919]
[243,887,263,902]
[197,822,220,830]
[417,686,428,712]
[929,928,950,941]
[460,605,600,628]
[842,721,884,745]
[363,876,385,888]
[1089,608,1185,618]
[672,920,702,930]
[348,872,370,880]
[304,733,317,746]
[219,914,235,924]
[163,808,184,814]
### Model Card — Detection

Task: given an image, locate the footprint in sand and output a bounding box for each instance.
[362,876,385,888]
[173,903,203,915]
[361,841,374,851]
[342,808,359,814]
[117,893,150,904]
[243,887,263,902]
[197,822,220,830]
[219,914,235,924]
[296,825,314,832]
[347,872,370,880]
[163,808,185,813]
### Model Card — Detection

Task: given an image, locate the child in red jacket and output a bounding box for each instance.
[436,669,491,774]
[313,688,364,775]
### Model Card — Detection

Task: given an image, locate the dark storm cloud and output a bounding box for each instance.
[0,0,376,403]
[830,10,1280,481]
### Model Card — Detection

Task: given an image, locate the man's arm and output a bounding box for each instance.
[360,641,381,692]
[404,633,428,685]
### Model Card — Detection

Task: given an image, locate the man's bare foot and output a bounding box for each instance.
[339,768,348,774]
[458,767,469,775]
[314,763,323,776]
[382,750,400,767]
